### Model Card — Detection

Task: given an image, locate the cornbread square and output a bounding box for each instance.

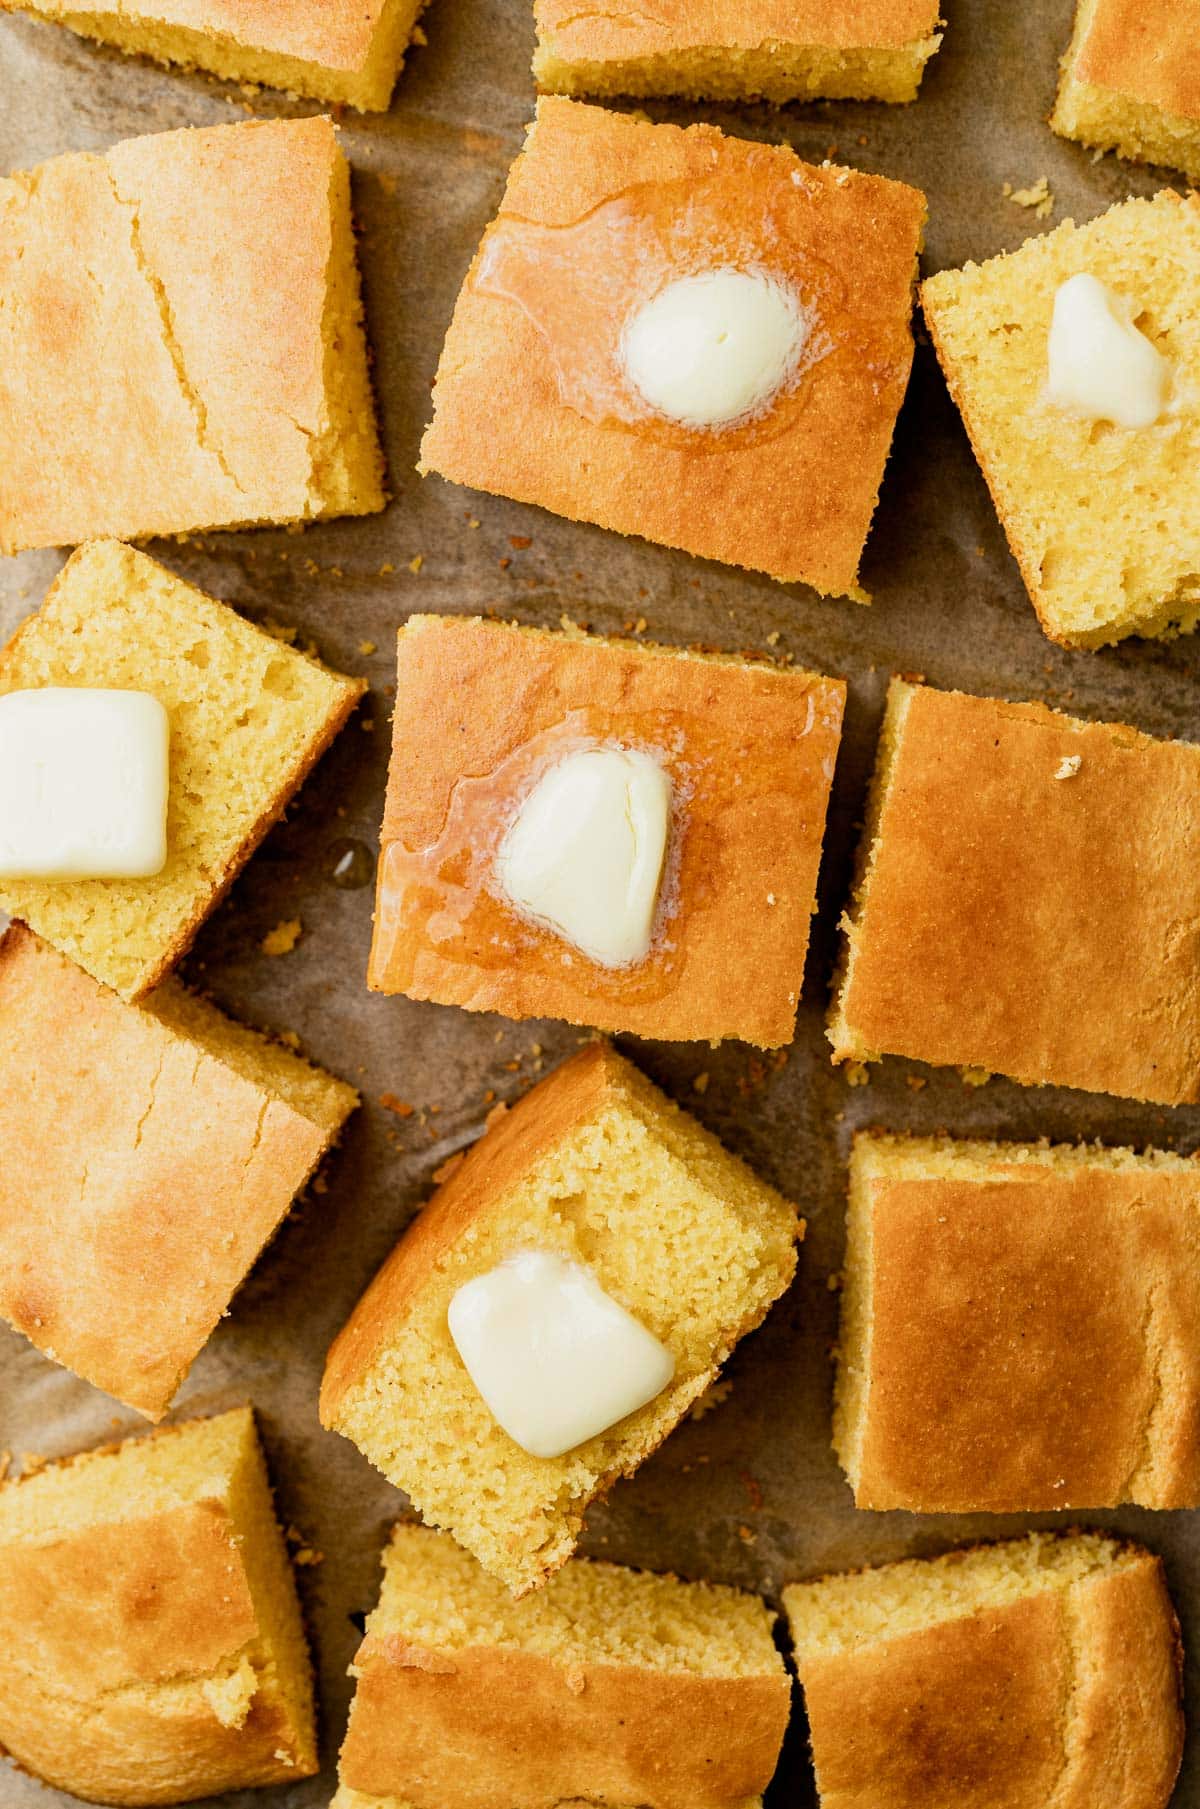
[829,679,1200,1103]
[0,540,364,998]
[0,114,384,553]
[1053,0,1200,182]
[0,0,424,109]
[836,1134,1200,1513]
[420,99,926,597]
[320,1044,800,1596]
[0,925,356,1418]
[0,1408,317,1807]
[922,192,1200,647]
[331,1525,791,1809]
[368,614,846,1046]
[785,1534,1184,1809]
[533,0,943,103]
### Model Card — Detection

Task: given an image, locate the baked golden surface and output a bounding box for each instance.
[332,1523,790,1809]
[829,679,1200,1103]
[1053,0,1200,180]
[0,114,384,554]
[836,1134,1200,1512]
[0,1408,317,1806]
[420,98,926,597]
[320,1044,799,1595]
[368,614,845,1046]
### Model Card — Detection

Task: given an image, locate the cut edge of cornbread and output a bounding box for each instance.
[309,142,388,516]
[322,1045,800,1596]
[532,35,943,105]
[0,0,424,110]
[1052,0,1200,182]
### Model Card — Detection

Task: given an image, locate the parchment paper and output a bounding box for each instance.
[3,2,1200,1802]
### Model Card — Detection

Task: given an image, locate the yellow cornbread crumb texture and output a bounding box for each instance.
[533,36,941,105]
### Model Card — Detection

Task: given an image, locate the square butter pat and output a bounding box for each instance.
[447,1249,675,1458]
[0,688,169,879]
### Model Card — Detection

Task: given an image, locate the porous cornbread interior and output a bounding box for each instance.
[312,141,390,514]
[0,1408,316,1805]
[321,1045,799,1595]
[0,0,422,109]
[1052,0,1200,183]
[0,540,363,998]
[922,192,1200,647]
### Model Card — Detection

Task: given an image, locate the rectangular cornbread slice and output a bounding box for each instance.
[368,614,846,1046]
[534,0,943,104]
[420,98,926,598]
[0,1407,317,1807]
[0,0,424,109]
[922,192,1200,647]
[836,1133,1200,1513]
[1053,0,1200,182]
[0,924,357,1418]
[784,1534,1184,1809]
[0,540,364,999]
[320,1043,800,1596]
[828,678,1200,1103]
[0,114,384,553]
[331,1524,791,1809]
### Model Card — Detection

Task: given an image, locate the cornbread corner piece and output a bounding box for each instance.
[0,925,357,1418]
[420,98,926,597]
[0,113,384,555]
[534,0,943,103]
[0,0,424,110]
[320,1043,800,1596]
[785,1533,1183,1809]
[0,540,365,998]
[922,192,1200,648]
[0,1407,318,1807]
[331,1524,790,1809]
[368,614,846,1046]
[828,678,1200,1104]
[836,1133,1200,1514]
[1053,0,1200,182]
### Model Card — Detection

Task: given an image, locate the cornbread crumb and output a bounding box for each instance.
[262,919,303,956]
[1004,174,1054,217]
[1055,753,1083,777]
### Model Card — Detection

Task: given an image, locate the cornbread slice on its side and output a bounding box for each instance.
[0,114,384,553]
[0,0,423,109]
[534,0,943,104]
[368,614,846,1046]
[0,925,357,1418]
[332,1524,791,1809]
[1053,0,1200,182]
[420,98,926,597]
[0,540,364,998]
[0,1408,317,1807]
[828,678,1200,1103]
[785,1534,1184,1809]
[320,1044,800,1595]
[923,192,1200,647]
[836,1134,1200,1512]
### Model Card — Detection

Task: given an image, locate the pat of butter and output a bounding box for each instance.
[1047,272,1170,429]
[448,1250,676,1459]
[495,746,670,968]
[621,267,806,429]
[0,688,169,879]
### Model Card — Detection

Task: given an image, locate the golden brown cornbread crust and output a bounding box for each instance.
[0,115,384,553]
[1067,0,1200,123]
[830,679,1200,1102]
[420,98,926,596]
[537,0,940,58]
[791,1550,1183,1809]
[368,614,845,1046]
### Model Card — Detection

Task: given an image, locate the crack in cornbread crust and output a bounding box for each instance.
[0,0,422,108]
[419,97,926,596]
[785,1535,1184,1809]
[1052,0,1200,181]
[835,1134,1200,1512]
[0,114,384,553]
[828,679,1200,1102]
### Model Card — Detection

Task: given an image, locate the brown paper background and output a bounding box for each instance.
[2,1,1200,1803]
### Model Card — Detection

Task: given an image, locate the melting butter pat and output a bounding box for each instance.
[621,267,806,429]
[448,1249,675,1459]
[1047,272,1171,428]
[0,688,169,879]
[495,745,670,967]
